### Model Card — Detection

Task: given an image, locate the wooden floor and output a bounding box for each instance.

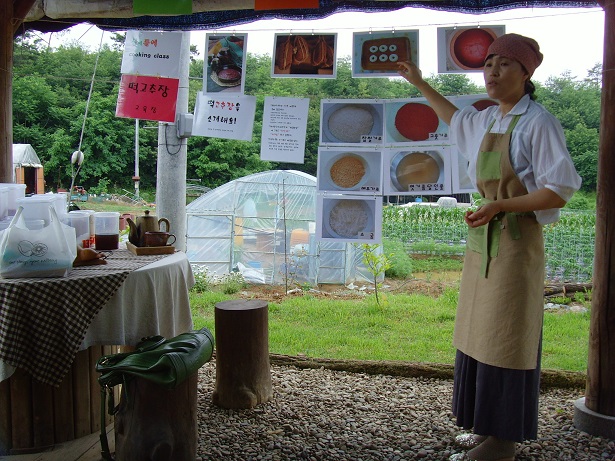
[0,425,114,461]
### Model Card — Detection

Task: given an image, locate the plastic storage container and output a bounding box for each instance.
[16,195,58,225]
[68,211,91,248]
[0,186,8,220]
[0,183,27,216]
[94,212,120,250]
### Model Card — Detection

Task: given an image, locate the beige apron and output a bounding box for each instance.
[454,115,545,370]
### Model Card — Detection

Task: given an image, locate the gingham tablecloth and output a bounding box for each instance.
[0,249,171,386]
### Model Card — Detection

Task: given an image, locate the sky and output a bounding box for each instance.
[40,5,605,85]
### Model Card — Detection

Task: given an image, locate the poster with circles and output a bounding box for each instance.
[352,30,419,78]
[437,25,506,73]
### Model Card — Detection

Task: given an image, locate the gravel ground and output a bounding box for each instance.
[195,362,614,461]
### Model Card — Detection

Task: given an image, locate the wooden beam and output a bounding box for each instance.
[585,0,615,417]
[13,0,37,35]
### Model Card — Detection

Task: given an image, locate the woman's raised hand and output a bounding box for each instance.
[397,61,424,86]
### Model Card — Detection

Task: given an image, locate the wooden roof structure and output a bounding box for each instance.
[3,0,614,429]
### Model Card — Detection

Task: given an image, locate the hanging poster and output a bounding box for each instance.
[260,97,310,163]
[383,146,452,196]
[205,34,248,94]
[317,147,383,195]
[115,74,179,122]
[121,30,183,78]
[192,92,257,141]
[384,97,449,145]
[352,30,419,78]
[437,25,505,73]
[272,33,337,78]
[316,194,382,243]
[320,99,384,146]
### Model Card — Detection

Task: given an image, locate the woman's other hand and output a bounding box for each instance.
[464,202,500,228]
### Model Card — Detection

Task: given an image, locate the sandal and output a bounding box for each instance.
[454,433,487,449]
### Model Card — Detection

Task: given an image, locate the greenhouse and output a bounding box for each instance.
[186,170,376,285]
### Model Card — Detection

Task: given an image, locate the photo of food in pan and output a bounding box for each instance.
[320,101,384,144]
[272,33,337,78]
[384,147,451,196]
[205,34,247,94]
[391,151,443,189]
[385,99,448,143]
[437,25,505,73]
[317,148,383,194]
[352,30,419,78]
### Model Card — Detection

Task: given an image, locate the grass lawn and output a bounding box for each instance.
[189,283,590,373]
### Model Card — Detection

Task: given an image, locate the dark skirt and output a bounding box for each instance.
[452,347,542,442]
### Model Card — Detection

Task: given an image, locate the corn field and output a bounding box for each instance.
[382,205,595,283]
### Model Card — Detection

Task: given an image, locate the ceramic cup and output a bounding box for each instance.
[144,231,176,247]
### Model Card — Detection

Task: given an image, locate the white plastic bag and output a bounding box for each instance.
[0,206,77,278]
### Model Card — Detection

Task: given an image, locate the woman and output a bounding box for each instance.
[398,34,581,461]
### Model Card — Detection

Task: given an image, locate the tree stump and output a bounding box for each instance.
[113,372,198,461]
[212,299,273,409]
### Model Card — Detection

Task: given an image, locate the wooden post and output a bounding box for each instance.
[0,0,14,183]
[113,373,198,461]
[212,299,273,409]
[585,0,615,418]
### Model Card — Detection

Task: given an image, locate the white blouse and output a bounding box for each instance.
[450,94,582,224]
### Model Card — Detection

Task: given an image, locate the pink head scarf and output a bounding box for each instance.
[485,33,543,77]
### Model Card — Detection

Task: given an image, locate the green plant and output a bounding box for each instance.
[359,243,392,308]
[219,272,247,294]
[89,178,110,195]
[382,238,413,278]
[190,265,213,293]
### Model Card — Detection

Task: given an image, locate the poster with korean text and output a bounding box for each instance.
[115,74,179,122]
[192,92,257,141]
[121,30,183,78]
[260,96,310,163]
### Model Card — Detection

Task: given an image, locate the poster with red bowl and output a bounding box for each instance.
[437,25,505,73]
[450,94,499,112]
[384,98,449,145]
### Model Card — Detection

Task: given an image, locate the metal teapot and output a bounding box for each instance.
[126,210,171,247]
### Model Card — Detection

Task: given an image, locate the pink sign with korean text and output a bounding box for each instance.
[115,74,179,122]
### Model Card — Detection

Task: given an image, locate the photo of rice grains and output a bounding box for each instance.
[316,195,382,242]
[320,100,384,145]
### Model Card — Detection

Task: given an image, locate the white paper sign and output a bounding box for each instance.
[121,30,183,78]
[192,92,256,141]
[260,97,309,163]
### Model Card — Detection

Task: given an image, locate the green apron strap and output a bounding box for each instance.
[505,114,521,133]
